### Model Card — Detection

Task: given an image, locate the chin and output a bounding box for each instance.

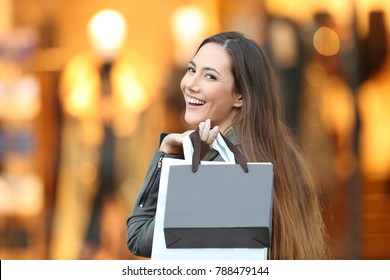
[184,114,203,127]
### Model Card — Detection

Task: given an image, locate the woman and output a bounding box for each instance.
[126,31,328,259]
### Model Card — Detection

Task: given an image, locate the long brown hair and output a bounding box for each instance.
[197,31,328,259]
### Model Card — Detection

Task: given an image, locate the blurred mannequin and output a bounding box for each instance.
[356,11,390,259]
[51,10,154,259]
[298,14,358,259]
[360,11,389,82]
[358,52,390,182]
[358,11,390,183]
[265,17,305,132]
[301,12,356,185]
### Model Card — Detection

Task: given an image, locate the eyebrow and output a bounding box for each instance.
[189,60,221,76]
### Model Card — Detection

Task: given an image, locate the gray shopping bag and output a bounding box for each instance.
[163,129,274,249]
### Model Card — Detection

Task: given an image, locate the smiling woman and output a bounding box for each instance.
[126,31,328,260]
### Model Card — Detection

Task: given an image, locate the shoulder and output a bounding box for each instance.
[224,128,243,154]
[224,128,240,146]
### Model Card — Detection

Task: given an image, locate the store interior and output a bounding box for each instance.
[0,0,390,260]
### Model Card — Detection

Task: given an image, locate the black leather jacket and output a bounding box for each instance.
[126,130,241,258]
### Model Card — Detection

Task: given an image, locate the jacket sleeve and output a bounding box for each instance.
[126,150,166,258]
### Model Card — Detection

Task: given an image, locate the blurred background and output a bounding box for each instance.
[0,0,389,260]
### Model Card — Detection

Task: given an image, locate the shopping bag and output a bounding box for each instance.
[151,130,273,260]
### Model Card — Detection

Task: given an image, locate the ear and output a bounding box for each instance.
[233,93,243,108]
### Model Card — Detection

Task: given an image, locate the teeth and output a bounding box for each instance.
[188,97,206,105]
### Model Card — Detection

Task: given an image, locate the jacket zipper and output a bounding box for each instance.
[139,153,164,207]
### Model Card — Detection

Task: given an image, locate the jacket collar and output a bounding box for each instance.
[223,128,240,146]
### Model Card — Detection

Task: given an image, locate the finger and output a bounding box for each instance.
[206,126,219,144]
[199,119,211,141]
[198,121,205,137]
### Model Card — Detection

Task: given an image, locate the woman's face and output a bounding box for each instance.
[180,42,242,132]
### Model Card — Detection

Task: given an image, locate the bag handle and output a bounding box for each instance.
[189,128,248,173]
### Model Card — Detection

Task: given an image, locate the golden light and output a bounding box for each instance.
[171,5,206,43]
[87,9,127,60]
[60,53,99,119]
[313,27,341,56]
[170,4,207,64]
[114,68,148,112]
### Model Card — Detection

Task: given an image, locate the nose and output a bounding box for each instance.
[184,73,200,93]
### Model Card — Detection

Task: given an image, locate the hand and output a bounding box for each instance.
[159,119,219,157]
[198,119,219,145]
[159,130,193,157]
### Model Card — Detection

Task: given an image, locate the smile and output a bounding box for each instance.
[187,96,206,106]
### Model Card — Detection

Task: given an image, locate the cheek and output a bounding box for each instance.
[180,76,187,93]
[208,86,232,102]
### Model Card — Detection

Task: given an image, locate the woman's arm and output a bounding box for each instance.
[126,150,165,257]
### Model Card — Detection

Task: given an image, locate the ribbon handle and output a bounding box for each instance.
[184,128,248,173]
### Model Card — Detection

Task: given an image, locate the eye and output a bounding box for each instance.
[186,66,196,73]
[205,74,217,80]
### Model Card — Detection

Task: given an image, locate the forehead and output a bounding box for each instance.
[193,43,232,71]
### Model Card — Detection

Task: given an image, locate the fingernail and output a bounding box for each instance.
[206,119,211,125]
